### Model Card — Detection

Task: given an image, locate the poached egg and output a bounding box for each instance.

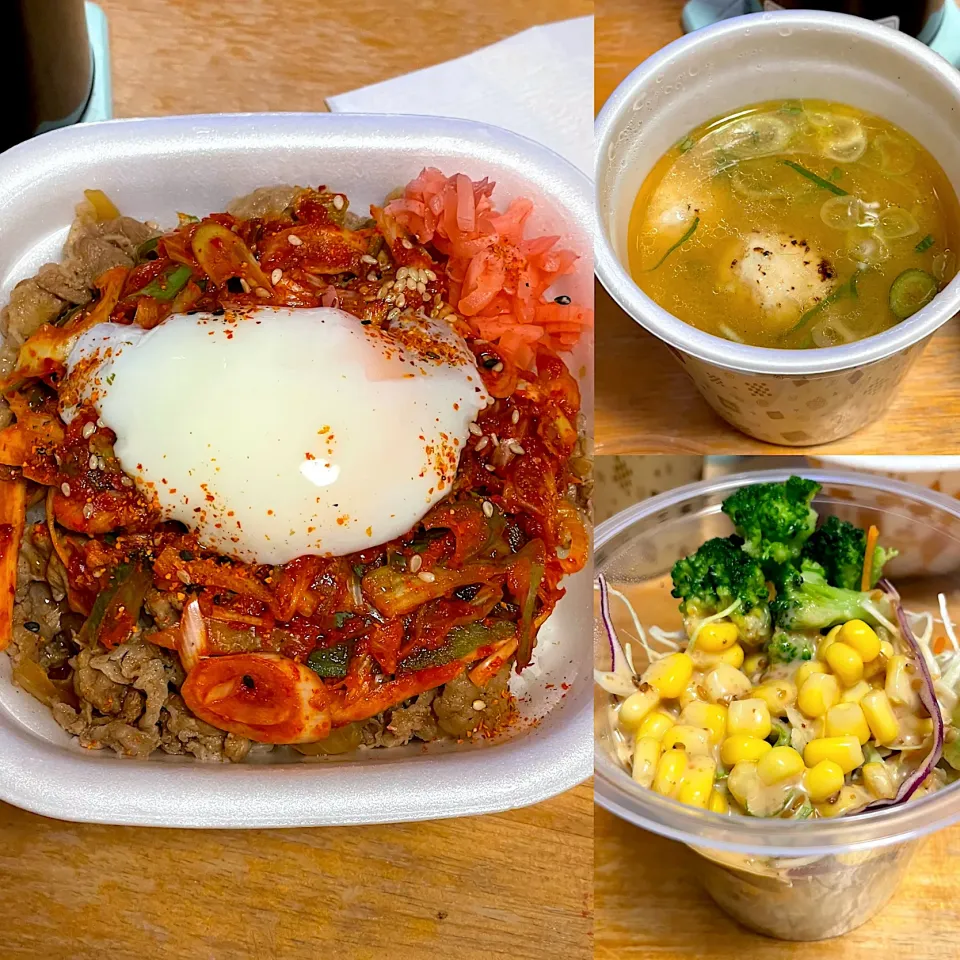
[60,306,488,564]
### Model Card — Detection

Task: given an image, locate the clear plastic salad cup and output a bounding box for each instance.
[594,468,960,941]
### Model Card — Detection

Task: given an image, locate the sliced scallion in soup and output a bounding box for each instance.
[628,100,960,348]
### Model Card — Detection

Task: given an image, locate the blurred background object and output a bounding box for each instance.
[5,1,110,153]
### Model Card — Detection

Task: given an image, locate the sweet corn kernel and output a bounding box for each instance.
[818,624,843,661]
[708,790,729,814]
[726,761,760,810]
[644,653,694,700]
[617,684,660,732]
[880,639,895,659]
[727,698,772,739]
[795,659,828,688]
[816,785,867,818]
[661,724,712,757]
[720,733,772,765]
[838,620,881,662]
[752,680,798,717]
[677,755,717,808]
[632,737,661,788]
[803,735,864,774]
[743,652,767,677]
[861,689,900,744]
[696,621,739,653]
[862,761,897,800]
[652,746,688,797]
[678,682,702,709]
[691,644,745,671]
[797,672,841,718]
[636,710,676,741]
[704,663,752,704]
[824,702,870,744]
[841,680,871,704]
[825,642,864,687]
[680,701,727,744]
[756,745,805,785]
[803,759,845,802]
[885,655,920,709]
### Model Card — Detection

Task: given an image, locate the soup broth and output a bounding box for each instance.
[628,100,960,349]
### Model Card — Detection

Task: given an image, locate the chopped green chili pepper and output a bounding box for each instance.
[135,236,160,262]
[915,234,935,253]
[307,642,351,678]
[648,217,700,271]
[78,563,150,649]
[130,264,193,301]
[516,562,545,669]
[398,620,516,672]
[889,268,938,320]
[333,611,351,628]
[782,160,848,196]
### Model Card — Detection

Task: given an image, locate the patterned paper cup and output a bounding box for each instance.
[595,10,960,446]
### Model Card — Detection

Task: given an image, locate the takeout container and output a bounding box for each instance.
[595,11,960,445]
[0,113,593,827]
[595,469,960,940]
[808,456,960,575]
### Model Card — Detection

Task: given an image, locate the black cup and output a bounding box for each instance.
[7,0,93,152]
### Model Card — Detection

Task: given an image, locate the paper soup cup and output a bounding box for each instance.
[595,10,960,445]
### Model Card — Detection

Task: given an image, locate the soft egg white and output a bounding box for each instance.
[60,306,488,564]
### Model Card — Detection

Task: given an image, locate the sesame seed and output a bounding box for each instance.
[288,234,302,246]
[490,433,499,447]
[60,482,71,496]
[332,195,345,210]
[401,238,413,249]
[255,287,270,298]
[492,362,504,373]
[468,423,482,436]
[82,422,96,439]
[409,554,423,573]
[239,278,251,293]
[423,293,432,303]
[367,272,378,282]
[475,437,489,452]
[484,464,496,472]
[121,476,133,487]
[88,454,98,469]
[508,441,526,455]
[472,700,486,711]
[387,308,401,321]
[511,409,520,425]
[396,267,409,280]
[82,503,94,520]
[406,277,418,291]
[417,570,436,583]
[271,268,282,285]
[396,294,406,308]
[424,269,437,281]
[482,501,494,518]
[177,569,191,584]
[96,418,105,427]
[378,284,390,298]
[417,282,426,294]
[361,254,377,264]
[98,456,107,470]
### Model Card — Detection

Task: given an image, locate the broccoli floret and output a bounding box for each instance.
[770,559,886,632]
[802,515,898,590]
[721,477,821,575]
[670,536,772,643]
[766,630,816,664]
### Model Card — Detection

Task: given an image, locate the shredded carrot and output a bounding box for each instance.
[383,168,592,368]
[862,524,880,591]
[934,635,948,655]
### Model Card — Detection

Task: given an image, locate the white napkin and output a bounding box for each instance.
[327,16,593,177]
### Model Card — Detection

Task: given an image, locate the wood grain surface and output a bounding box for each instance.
[595,0,960,455]
[596,807,960,960]
[4,3,593,959]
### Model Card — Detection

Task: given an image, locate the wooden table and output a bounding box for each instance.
[595,0,960,455]
[596,807,960,960]
[3,3,593,958]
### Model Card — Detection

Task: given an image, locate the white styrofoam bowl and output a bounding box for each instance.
[0,113,592,827]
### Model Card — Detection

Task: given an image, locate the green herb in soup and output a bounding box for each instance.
[628,100,960,348]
